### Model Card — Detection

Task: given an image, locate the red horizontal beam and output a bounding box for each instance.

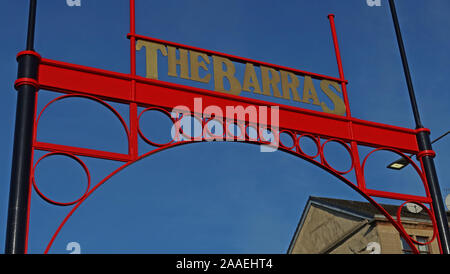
[365,189,431,204]
[38,59,131,103]
[38,58,419,153]
[34,142,131,162]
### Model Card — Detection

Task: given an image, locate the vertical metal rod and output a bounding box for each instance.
[5,0,39,254]
[388,0,423,129]
[327,14,352,118]
[327,15,366,192]
[129,0,138,160]
[388,0,450,254]
[26,0,37,51]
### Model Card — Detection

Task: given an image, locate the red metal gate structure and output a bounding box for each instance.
[5,0,450,254]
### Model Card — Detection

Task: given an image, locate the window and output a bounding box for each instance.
[416,236,430,254]
[401,235,430,254]
[401,236,414,254]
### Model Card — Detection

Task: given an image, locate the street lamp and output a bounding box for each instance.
[387,131,449,170]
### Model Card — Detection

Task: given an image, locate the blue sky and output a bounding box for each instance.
[0,0,449,254]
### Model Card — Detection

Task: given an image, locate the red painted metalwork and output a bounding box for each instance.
[37,58,420,153]
[320,139,354,175]
[24,81,39,254]
[137,107,177,147]
[32,152,91,206]
[16,50,42,61]
[397,201,438,246]
[14,78,39,90]
[417,150,436,159]
[20,0,444,254]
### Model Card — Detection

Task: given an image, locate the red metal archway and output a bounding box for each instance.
[11,0,445,254]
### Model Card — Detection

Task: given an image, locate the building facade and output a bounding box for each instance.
[288,196,450,254]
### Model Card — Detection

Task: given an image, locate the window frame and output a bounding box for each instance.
[401,235,431,254]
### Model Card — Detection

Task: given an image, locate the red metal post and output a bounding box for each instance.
[327,14,366,191]
[129,0,138,160]
[327,14,351,117]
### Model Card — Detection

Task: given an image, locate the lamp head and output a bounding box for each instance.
[387,157,409,170]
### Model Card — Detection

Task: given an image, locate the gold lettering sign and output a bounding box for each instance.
[136,40,346,116]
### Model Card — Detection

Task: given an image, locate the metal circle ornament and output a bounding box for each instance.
[320,138,354,175]
[32,152,91,206]
[296,133,320,159]
[397,201,437,246]
[278,130,296,150]
[203,117,224,141]
[138,107,176,146]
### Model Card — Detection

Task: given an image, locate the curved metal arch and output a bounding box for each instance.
[35,93,131,149]
[41,137,424,254]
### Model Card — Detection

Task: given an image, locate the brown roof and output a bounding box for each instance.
[309,196,450,221]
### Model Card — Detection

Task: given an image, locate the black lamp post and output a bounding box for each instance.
[4,0,38,254]
[388,0,450,254]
